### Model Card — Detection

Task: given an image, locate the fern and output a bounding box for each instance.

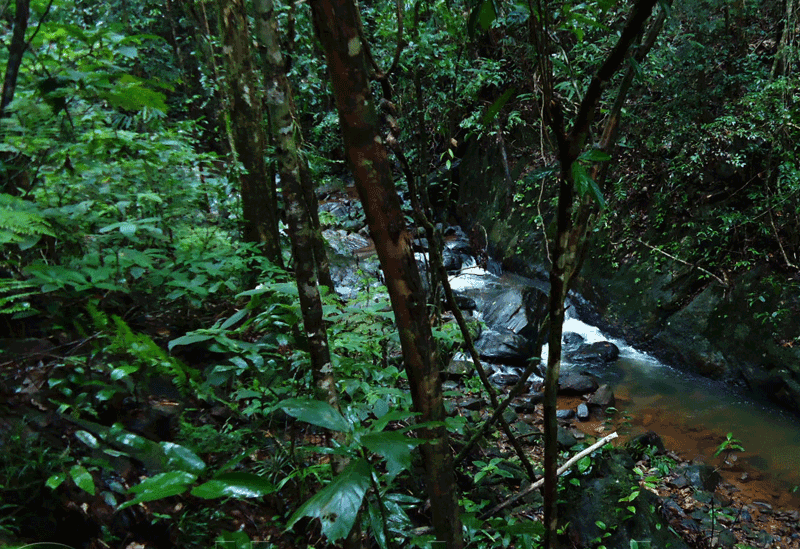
[0,279,38,315]
[0,193,54,247]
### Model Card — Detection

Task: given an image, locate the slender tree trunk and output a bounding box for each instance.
[253,0,338,410]
[218,0,283,265]
[536,2,661,547]
[1,0,30,195]
[1,0,29,115]
[310,1,462,547]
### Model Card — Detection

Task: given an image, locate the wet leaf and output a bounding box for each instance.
[287,458,371,542]
[191,472,276,499]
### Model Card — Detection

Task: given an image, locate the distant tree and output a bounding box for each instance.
[217,0,282,265]
[310,0,463,546]
[528,0,665,546]
[1,0,31,195]
[253,0,338,409]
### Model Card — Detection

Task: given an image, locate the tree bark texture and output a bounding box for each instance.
[1,0,31,195]
[218,0,282,265]
[539,2,660,548]
[310,1,463,547]
[253,0,339,410]
[1,0,29,115]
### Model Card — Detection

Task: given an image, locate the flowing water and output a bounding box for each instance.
[450,264,800,505]
[557,305,800,503]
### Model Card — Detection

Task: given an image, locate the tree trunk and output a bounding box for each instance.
[310,1,462,547]
[1,0,31,196]
[218,0,282,265]
[253,0,338,410]
[537,2,661,547]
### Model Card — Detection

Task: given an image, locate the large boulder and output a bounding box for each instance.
[474,329,537,366]
[569,341,620,364]
[559,373,600,395]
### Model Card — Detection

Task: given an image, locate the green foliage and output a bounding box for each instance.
[280,397,423,545]
[714,432,745,460]
[0,194,55,248]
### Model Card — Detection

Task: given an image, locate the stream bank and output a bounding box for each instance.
[453,137,800,418]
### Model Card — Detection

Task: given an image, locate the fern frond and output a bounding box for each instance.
[0,193,54,245]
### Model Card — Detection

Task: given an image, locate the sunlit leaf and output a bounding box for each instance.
[161,442,206,474]
[75,430,99,449]
[191,472,276,499]
[70,465,95,495]
[46,473,66,490]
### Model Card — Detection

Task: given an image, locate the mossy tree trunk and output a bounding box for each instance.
[253,0,338,409]
[218,0,282,265]
[310,0,462,547]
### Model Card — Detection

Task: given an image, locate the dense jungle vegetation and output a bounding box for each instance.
[0,0,797,548]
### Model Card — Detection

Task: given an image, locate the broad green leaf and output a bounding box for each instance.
[161,442,206,474]
[361,431,423,479]
[572,162,606,209]
[110,364,140,381]
[482,87,516,128]
[287,458,372,543]
[70,465,96,495]
[220,308,248,330]
[168,332,216,351]
[119,471,196,510]
[280,398,351,433]
[75,430,99,449]
[46,473,66,490]
[191,472,276,499]
[576,455,592,473]
[468,0,497,38]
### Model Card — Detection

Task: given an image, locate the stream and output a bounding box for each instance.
[557,309,800,496]
[449,262,800,505]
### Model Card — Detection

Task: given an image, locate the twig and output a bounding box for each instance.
[634,239,729,287]
[480,431,619,518]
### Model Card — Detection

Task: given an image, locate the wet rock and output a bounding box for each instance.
[556,409,575,420]
[479,284,549,342]
[557,426,578,448]
[475,329,536,366]
[680,464,721,491]
[461,398,483,411]
[587,384,616,409]
[490,371,520,386]
[570,341,620,363]
[577,403,590,421]
[559,373,599,395]
[442,380,459,391]
[512,398,537,413]
[563,332,585,348]
[445,355,473,378]
[627,431,666,458]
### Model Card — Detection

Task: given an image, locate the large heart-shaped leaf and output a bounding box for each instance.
[280,398,351,432]
[361,431,423,479]
[286,458,371,543]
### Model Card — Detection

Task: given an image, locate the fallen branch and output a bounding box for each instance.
[480,431,619,518]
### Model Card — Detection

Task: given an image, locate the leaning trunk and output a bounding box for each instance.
[310,1,462,547]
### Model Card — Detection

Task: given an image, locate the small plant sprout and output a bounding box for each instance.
[714,432,745,467]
